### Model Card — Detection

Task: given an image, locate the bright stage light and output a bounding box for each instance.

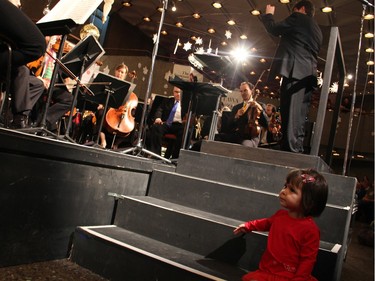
[230,47,250,62]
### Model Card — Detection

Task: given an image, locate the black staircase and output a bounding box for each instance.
[70,143,356,281]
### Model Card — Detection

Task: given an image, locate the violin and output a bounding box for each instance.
[105,92,138,136]
[26,55,45,77]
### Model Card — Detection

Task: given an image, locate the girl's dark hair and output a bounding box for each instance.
[286,168,328,217]
[293,0,315,17]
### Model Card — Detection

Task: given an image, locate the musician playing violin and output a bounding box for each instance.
[215,81,264,148]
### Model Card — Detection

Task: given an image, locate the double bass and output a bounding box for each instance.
[104,92,138,136]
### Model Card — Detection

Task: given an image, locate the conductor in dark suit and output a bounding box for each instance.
[260,0,322,153]
[149,86,185,159]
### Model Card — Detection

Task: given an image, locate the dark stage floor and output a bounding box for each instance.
[0,220,372,281]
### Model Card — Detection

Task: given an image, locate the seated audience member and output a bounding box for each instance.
[148,86,185,159]
[215,82,263,147]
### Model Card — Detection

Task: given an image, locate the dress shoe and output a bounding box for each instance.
[10,114,30,129]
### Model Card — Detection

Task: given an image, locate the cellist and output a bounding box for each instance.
[94,63,138,149]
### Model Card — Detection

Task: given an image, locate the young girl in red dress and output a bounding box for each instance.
[234,169,328,281]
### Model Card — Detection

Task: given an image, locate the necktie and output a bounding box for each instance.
[166,101,179,126]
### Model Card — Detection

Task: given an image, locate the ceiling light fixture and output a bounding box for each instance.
[365,32,374,38]
[368,71,374,75]
[157,7,163,12]
[279,0,290,4]
[321,6,333,13]
[364,7,374,20]
[367,60,374,65]
[221,41,227,46]
[227,20,236,25]
[122,1,132,7]
[161,30,168,35]
[240,34,247,40]
[251,9,261,16]
[212,2,222,9]
[208,28,215,33]
[143,17,151,22]
[366,47,374,52]
[171,1,177,12]
[175,22,183,27]
[192,13,201,19]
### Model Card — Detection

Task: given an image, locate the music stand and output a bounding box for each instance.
[169,78,230,149]
[60,35,105,142]
[189,53,234,140]
[18,19,78,137]
[121,0,172,163]
[85,72,135,146]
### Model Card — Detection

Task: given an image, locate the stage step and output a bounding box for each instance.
[148,170,351,246]
[177,149,356,207]
[72,196,340,281]
[199,140,331,172]
[72,225,247,281]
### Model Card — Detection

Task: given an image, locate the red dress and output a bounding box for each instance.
[242,210,319,281]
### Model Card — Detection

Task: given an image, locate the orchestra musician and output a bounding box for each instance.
[0,0,45,72]
[148,86,185,159]
[95,63,138,149]
[214,82,264,148]
[1,0,46,128]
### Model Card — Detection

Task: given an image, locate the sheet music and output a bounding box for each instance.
[37,0,103,25]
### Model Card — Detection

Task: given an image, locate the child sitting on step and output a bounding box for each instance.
[234,168,328,281]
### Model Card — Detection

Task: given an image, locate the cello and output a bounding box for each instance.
[104,92,138,136]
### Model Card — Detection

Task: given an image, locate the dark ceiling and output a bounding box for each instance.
[23,0,374,95]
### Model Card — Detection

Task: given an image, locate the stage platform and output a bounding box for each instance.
[0,128,174,266]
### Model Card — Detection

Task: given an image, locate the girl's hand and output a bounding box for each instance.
[233,223,247,235]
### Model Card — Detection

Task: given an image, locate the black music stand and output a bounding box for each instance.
[189,53,234,140]
[121,0,172,163]
[190,53,233,83]
[18,19,78,137]
[85,72,134,147]
[169,78,230,149]
[60,35,105,142]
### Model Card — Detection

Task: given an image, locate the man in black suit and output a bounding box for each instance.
[260,0,322,153]
[149,86,185,159]
[215,82,263,147]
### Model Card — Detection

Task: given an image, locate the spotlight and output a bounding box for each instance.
[212,2,222,9]
[251,9,261,16]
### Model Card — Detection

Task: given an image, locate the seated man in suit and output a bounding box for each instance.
[215,82,263,147]
[148,86,185,159]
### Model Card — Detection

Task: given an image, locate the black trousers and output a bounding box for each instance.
[46,87,73,125]
[10,66,44,115]
[149,122,184,159]
[279,76,314,153]
[0,0,45,73]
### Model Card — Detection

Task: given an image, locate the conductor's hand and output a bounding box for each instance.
[233,223,247,235]
[265,4,275,15]
[154,118,163,124]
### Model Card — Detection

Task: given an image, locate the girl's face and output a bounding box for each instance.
[279,183,303,217]
[115,67,127,80]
